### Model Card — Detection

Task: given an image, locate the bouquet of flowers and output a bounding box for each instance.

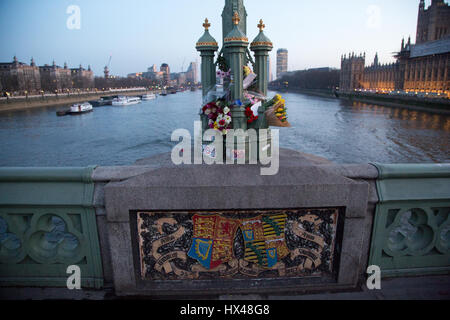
[245,105,258,124]
[263,94,291,127]
[202,100,232,135]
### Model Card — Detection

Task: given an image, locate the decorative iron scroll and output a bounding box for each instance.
[137,209,340,280]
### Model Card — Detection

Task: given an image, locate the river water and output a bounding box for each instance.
[0,90,449,167]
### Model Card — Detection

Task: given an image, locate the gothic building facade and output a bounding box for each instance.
[340,0,450,96]
[416,0,450,44]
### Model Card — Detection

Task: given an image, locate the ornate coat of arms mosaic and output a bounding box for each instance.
[137,209,341,280]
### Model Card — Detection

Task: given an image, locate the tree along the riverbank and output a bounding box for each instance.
[270,68,339,91]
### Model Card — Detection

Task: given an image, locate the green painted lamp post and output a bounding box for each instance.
[224,12,248,130]
[196,19,219,98]
[250,20,273,97]
[196,0,274,161]
[222,0,247,44]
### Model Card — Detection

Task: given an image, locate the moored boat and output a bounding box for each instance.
[94,96,116,106]
[68,102,93,114]
[112,96,141,106]
[141,93,156,101]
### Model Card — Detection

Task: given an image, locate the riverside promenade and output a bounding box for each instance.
[269,85,450,115]
[337,91,450,115]
[0,87,152,113]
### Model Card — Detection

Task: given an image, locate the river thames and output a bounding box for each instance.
[0,90,449,167]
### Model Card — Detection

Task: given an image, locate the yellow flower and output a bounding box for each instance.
[243,66,252,77]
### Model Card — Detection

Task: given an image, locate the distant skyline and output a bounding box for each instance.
[0,0,426,77]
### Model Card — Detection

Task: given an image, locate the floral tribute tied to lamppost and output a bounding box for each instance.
[263,94,291,127]
[196,0,291,161]
[202,100,232,135]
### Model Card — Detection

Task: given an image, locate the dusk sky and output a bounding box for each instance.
[0,0,423,77]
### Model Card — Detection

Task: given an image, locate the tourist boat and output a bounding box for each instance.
[160,90,168,96]
[112,96,141,106]
[68,102,93,114]
[141,93,156,101]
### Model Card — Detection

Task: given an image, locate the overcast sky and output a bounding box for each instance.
[0,0,425,76]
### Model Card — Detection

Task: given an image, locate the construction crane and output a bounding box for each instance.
[181,58,186,73]
[104,55,112,79]
[106,55,112,69]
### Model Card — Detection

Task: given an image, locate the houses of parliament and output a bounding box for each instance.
[340,0,450,96]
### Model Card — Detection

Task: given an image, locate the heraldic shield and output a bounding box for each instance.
[240,213,290,268]
[188,215,240,270]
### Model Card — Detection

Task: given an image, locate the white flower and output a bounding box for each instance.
[223,107,230,114]
[225,115,232,124]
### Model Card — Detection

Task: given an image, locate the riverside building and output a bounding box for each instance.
[0,57,95,94]
[340,0,450,97]
[276,48,288,80]
[0,56,41,93]
[39,61,72,92]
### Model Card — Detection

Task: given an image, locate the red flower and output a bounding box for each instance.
[219,119,226,126]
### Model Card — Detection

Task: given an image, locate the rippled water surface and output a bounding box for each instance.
[0,90,449,166]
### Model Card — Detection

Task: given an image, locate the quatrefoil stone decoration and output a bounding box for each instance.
[0,217,23,263]
[26,214,84,264]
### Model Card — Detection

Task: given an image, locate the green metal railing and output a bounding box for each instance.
[369,163,450,277]
[0,167,104,288]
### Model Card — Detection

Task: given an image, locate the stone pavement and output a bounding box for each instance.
[0,275,448,300]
